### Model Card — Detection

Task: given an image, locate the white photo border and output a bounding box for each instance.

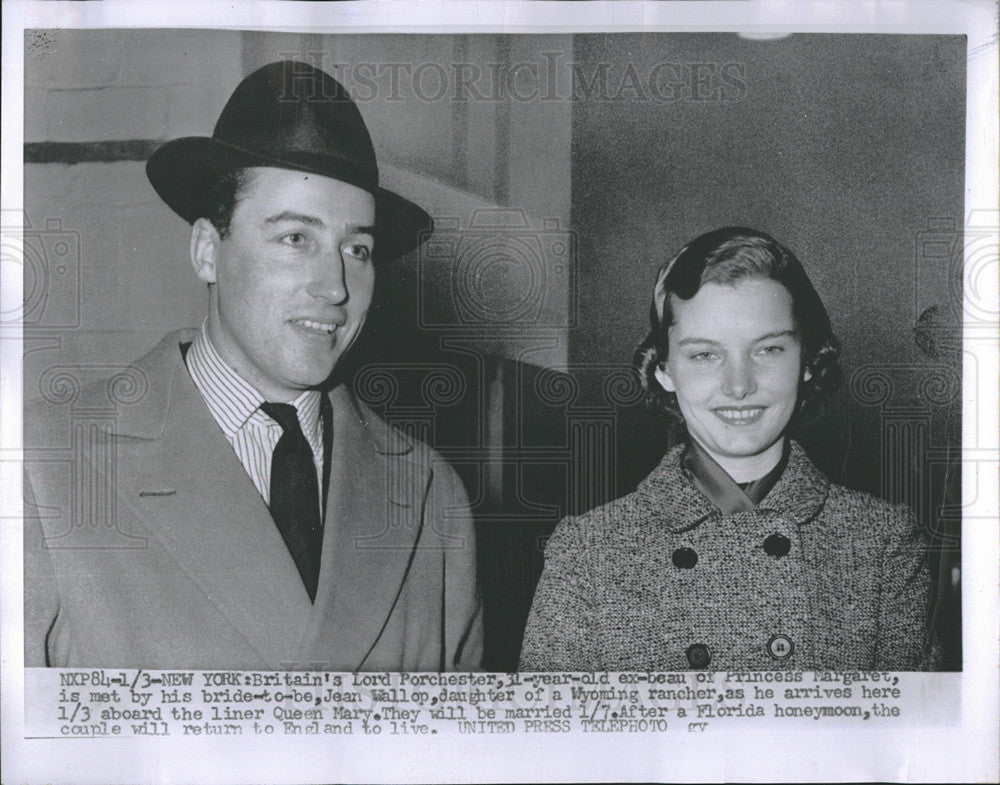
[2,1,997,783]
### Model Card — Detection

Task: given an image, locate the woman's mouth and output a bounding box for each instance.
[712,406,766,425]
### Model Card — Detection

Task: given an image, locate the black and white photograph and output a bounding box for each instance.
[2,1,997,782]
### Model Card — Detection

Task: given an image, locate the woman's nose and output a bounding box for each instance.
[722,357,758,399]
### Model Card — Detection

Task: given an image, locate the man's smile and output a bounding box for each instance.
[290,317,341,336]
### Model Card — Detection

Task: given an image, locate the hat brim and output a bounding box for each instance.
[146,136,433,263]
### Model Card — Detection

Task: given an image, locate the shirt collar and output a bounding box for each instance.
[185,321,324,455]
[290,386,324,458]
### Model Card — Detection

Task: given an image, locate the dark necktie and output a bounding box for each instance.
[260,401,322,602]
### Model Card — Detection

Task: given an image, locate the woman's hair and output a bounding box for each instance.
[634,226,841,429]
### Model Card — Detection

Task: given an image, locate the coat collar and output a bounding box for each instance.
[116,330,414,457]
[635,439,830,533]
[117,337,311,666]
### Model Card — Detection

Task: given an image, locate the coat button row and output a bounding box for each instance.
[671,533,792,570]
[684,635,794,668]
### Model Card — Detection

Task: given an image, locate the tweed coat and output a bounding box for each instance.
[24,330,482,671]
[519,441,934,671]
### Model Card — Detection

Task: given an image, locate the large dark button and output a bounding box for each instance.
[672,547,698,569]
[763,533,791,558]
[686,643,711,669]
[767,634,794,660]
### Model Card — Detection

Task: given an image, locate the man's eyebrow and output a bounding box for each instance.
[262,213,375,236]
[263,211,324,227]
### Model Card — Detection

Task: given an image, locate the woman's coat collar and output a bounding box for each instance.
[635,439,831,533]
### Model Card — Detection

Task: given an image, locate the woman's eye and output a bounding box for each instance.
[282,232,307,247]
[758,345,785,356]
[689,352,715,361]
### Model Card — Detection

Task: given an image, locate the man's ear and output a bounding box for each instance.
[190,218,221,284]
[653,362,676,392]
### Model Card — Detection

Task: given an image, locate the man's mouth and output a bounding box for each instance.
[712,406,766,425]
[290,318,338,336]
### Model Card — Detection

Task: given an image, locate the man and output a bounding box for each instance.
[24,61,482,670]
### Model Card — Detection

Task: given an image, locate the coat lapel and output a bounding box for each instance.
[756,441,830,525]
[634,445,717,532]
[116,332,315,667]
[634,440,830,532]
[299,385,430,670]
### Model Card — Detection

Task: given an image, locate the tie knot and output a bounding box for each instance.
[261,401,303,435]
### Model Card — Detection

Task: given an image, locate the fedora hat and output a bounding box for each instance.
[146,60,432,262]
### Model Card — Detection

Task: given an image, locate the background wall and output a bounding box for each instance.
[22,30,964,670]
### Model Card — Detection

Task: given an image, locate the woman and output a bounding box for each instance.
[519,227,934,671]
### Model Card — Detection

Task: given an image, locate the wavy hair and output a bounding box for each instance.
[634,227,841,431]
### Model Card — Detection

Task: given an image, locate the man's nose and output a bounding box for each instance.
[307,254,348,304]
[721,356,757,399]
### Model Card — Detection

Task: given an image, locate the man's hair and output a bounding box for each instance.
[634,227,841,429]
[203,168,256,238]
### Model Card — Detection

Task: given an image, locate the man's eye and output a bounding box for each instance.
[282,232,307,246]
[689,352,715,361]
[758,345,785,356]
[345,244,372,262]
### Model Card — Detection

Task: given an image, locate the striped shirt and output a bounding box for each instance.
[185,321,324,506]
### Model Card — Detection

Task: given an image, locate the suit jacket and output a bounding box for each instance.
[519,441,934,671]
[24,330,482,670]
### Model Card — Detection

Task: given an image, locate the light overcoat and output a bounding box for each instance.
[519,441,934,671]
[25,330,482,671]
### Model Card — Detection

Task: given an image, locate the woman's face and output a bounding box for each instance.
[654,277,810,464]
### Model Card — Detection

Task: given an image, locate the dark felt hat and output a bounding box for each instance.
[146,60,432,262]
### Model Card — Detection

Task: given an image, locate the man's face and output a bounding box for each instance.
[654,278,808,466]
[192,166,376,401]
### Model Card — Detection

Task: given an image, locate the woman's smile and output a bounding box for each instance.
[712,405,767,425]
